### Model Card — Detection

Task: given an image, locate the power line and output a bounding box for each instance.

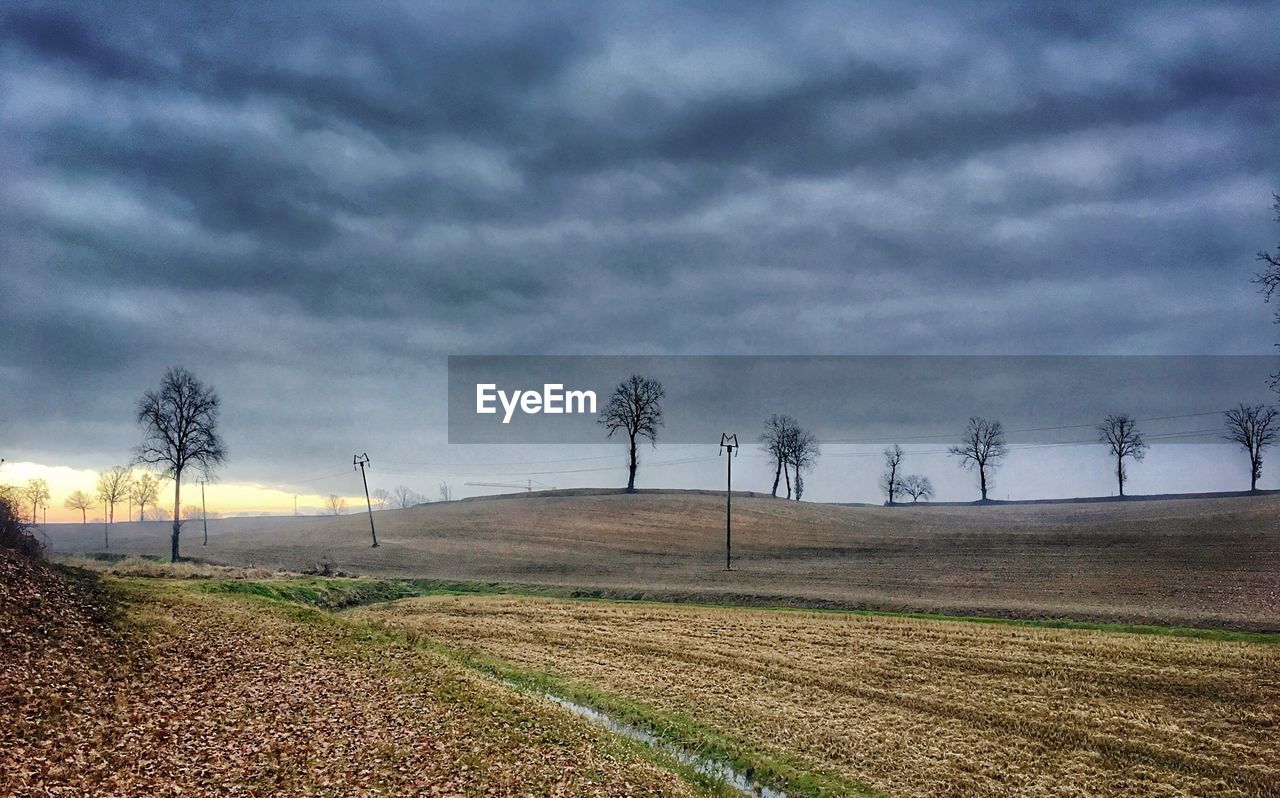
[818,410,1229,445]
[379,443,707,469]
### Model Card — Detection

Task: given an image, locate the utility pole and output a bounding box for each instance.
[353,453,378,547]
[200,478,209,546]
[719,433,738,571]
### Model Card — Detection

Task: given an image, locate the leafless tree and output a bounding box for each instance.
[147,507,172,522]
[788,427,820,501]
[22,478,50,525]
[438,482,453,502]
[392,485,420,509]
[948,417,1008,501]
[881,445,905,505]
[64,490,93,523]
[900,474,935,503]
[1254,193,1280,395]
[1096,414,1147,497]
[96,466,131,549]
[760,414,798,497]
[180,504,204,520]
[599,374,665,492]
[326,494,346,515]
[131,472,161,522]
[1224,404,1279,491]
[96,467,131,524]
[371,488,391,510]
[134,367,228,562]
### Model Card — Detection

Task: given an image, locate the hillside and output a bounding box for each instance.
[43,490,1280,630]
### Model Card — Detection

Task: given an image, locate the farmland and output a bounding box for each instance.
[42,490,1280,630]
[0,553,711,797]
[359,593,1280,798]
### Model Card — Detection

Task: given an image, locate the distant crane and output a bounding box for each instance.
[464,479,557,493]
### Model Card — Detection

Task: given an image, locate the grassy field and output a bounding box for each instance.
[359,593,1280,798]
[42,490,1280,630]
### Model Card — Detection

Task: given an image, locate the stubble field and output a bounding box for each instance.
[360,594,1280,798]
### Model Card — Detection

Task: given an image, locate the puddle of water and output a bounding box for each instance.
[532,689,788,798]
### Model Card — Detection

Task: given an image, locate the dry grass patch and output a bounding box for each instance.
[361,595,1280,798]
[55,554,286,580]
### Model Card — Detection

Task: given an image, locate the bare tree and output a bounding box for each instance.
[788,427,820,501]
[131,472,161,522]
[96,466,131,549]
[134,367,228,562]
[326,494,347,515]
[1096,414,1147,497]
[598,374,665,492]
[180,504,204,520]
[64,490,93,523]
[1254,193,1280,395]
[392,485,420,509]
[881,445,905,505]
[22,478,50,525]
[96,466,131,524]
[900,474,935,503]
[1224,404,1279,491]
[147,507,172,522]
[371,488,391,510]
[949,417,1008,501]
[438,482,452,502]
[760,414,797,497]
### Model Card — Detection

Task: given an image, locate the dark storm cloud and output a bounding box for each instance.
[1,0,1278,484]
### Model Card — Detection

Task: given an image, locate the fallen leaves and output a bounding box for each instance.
[1,561,698,797]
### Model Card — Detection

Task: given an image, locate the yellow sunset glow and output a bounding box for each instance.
[0,461,365,522]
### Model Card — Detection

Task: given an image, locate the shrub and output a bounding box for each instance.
[0,494,42,557]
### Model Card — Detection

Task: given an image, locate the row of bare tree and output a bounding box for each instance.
[883,406,1277,504]
[324,484,433,515]
[598,373,1277,501]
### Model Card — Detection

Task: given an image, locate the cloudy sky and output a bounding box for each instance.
[2,1,1278,515]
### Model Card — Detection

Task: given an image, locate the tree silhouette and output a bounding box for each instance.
[949,417,1008,501]
[1223,404,1278,491]
[881,445,904,505]
[1097,414,1147,497]
[900,474,934,503]
[760,414,797,497]
[64,490,93,523]
[599,374,665,492]
[23,478,50,525]
[131,472,161,522]
[134,367,227,562]
[787,427,819,501]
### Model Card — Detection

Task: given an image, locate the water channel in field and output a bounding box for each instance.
[529,688,789,798]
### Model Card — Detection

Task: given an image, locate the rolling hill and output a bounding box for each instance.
[42,489,1280,630]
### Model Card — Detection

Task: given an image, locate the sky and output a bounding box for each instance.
[1,1,1279,519]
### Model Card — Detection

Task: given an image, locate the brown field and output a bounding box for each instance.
[43,491,1280,630]
[1,552,707,797]
[361,594,1280,798]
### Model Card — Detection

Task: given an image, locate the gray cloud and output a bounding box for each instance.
[1,0,1278,498]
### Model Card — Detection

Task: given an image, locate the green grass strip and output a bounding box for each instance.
[194,576,1280,643]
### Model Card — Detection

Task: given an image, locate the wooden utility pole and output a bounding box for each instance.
[719,433,738,571]
[353,453,378,547]
[199,479,209,546]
